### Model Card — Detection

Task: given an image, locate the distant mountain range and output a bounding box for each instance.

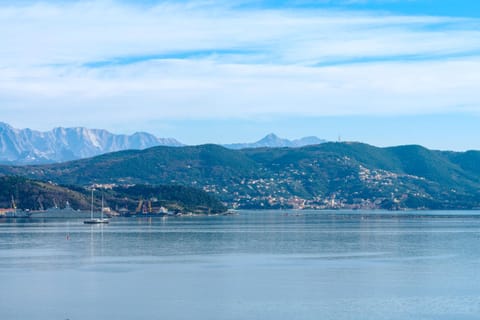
[0,122,182,164]
[0,122,327,164]
[2,142,480,210]
[223,133,326,149]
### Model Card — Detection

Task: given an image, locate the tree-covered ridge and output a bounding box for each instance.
[0,176,226,213]
[0,176,90,210]
[106,184,226,214]
[1,142,480,210]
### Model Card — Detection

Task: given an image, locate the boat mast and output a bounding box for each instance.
[90,188,94,220]
[11,195,16,218]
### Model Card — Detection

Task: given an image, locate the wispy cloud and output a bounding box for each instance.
[1,0,480,130]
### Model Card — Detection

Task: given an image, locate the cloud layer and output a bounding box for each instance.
[1,0,480,130]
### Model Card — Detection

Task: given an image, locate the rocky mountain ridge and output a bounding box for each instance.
[0,122,182,164]
[224,133,326,149]
[0,123,327,164]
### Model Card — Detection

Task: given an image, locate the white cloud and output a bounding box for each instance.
[0,0,480,130]
[0,1,476,67]
[3,58,480,116]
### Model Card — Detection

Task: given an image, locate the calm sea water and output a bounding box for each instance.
[1,210,480,320]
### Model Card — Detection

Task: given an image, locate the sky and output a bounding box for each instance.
[1,0,480,150]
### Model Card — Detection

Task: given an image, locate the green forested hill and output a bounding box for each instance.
[0,176,91,210]
[1,142,480,210]
[0,176,226,213]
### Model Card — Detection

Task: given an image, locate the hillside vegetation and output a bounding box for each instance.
[1,142,480,210]
[0,176,226,213]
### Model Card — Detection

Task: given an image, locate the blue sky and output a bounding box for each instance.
[1,0,480,150]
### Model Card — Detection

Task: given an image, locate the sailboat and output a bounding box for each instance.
[83,189,109,224]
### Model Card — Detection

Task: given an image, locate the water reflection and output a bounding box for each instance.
[1,210,480,320]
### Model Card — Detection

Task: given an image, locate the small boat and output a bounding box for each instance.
[84,189,109,224]
[83,218,109,224]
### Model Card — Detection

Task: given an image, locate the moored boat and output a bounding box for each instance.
[84,190,109,225]
[30,202,92,219]
[83,218,109,224]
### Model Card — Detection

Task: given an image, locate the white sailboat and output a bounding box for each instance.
[83,189,109,224]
